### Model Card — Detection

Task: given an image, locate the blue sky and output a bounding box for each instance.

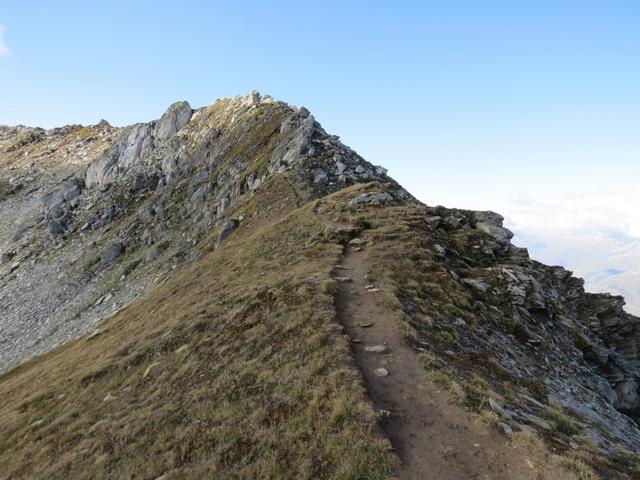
[1,1,639,307]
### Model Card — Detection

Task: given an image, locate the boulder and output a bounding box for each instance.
[215,219,239,248]
[154,101,192,143]
[335,160,347,174]
[101,242,124,265]
[47,220,66,236]
[476,222,514,246]
[243,91,261,107]
[462,278,490,293]
[424,216,442,229]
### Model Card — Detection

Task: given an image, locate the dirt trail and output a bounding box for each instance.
[333,245,569,480]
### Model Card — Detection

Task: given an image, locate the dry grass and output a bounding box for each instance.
[0,184,393,479]
[558,456,599,480]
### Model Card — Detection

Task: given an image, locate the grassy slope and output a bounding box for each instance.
[0,179,392,479]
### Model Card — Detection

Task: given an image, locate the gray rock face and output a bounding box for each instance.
[411,201,640,452]
[83,102,192,190]
[615,378,639,410]
[84,123,154,188]
[62,179,83,201]
[153,101,192,144]
[271,109,315,170]
[42,189,65,217]
[215,219,239,248]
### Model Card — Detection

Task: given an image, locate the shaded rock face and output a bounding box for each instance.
[386,203,640,451]
[1,91,639,459]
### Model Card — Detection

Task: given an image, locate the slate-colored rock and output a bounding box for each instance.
[364,345,388,354]
[154,101,192,143]
[215,219,239,248]
[47,220,66,236]
[101,242,124,264]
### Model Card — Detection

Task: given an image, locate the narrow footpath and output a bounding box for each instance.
[332,244,570,480]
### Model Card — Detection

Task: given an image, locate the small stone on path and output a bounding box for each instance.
[364,344,388,354]
[334,276,352,283]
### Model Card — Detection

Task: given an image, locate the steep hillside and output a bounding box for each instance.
[1,93,639,479]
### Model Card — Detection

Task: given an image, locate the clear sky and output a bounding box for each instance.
[1,1,639,308]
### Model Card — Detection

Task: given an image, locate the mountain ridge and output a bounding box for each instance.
[1,92,639,479]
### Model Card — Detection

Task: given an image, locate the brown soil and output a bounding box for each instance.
[333,245,572,480]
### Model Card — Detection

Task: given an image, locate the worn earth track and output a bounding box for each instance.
[332,244,570,480]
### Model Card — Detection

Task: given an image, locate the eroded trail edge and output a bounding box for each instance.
[332,245,567,480]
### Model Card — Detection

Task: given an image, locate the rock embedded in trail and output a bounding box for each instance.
[334,276,352,283]
[364,344,388,354]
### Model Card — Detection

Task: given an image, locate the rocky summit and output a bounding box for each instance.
[0,92,639,479]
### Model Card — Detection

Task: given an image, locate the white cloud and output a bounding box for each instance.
[0,25,11,58]
[503,188,640,238]
[498,187,640,316]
